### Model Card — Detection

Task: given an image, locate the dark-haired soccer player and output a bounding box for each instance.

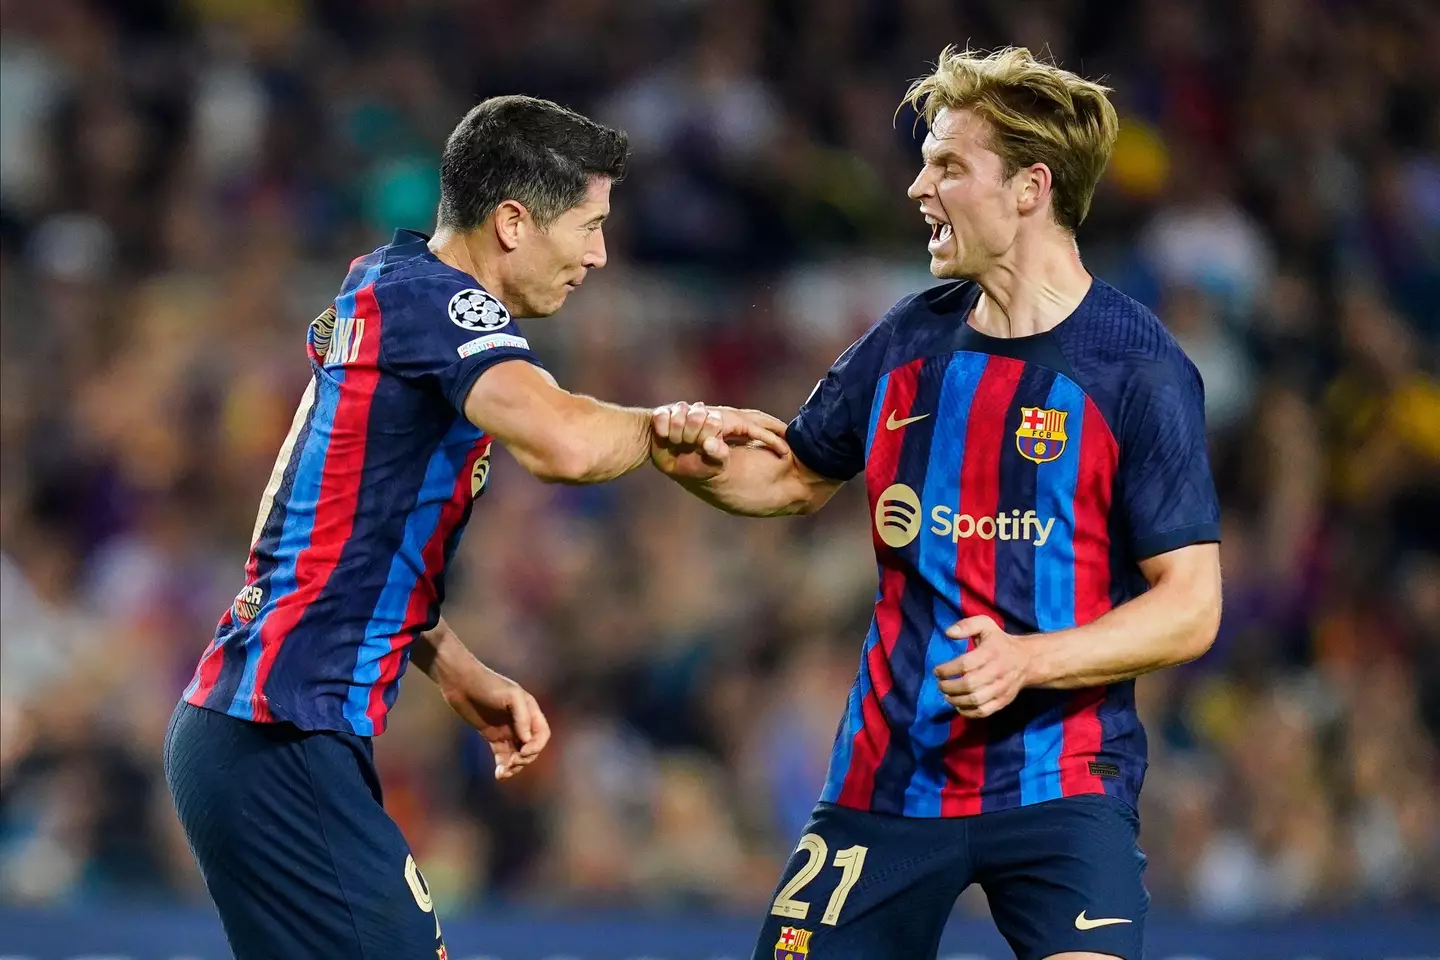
[165,95,785,960]
[652,48,1222,960]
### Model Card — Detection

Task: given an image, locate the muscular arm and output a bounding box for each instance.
[463,359,651,484]
[1021,542,1221,688]
[675,444,843,517]
[937,542,1221,716]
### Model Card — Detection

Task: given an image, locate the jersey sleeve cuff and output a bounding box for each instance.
[786,425,858,483]
[446,349,545,413]
[1132,521,1222,560]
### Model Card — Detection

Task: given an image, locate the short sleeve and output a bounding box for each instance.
[786,298,906,482]
[1118,357,1222,558]
[376,274,544,412]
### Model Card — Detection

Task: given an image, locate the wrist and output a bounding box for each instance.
[417,626,475,686]
[1018,632,1063,688]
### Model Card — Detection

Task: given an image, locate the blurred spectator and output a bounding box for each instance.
[1,0,1437,921]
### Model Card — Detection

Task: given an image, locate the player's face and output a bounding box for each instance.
[515,176,611,317]
[907,108,1023,279]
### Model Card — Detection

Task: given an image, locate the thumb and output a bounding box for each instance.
[701,435,731,463]
[491,741,515,779]
[945,616,997,641]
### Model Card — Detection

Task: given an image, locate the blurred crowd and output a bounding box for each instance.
[2,0,1438,923]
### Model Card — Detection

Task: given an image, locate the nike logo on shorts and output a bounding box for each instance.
[1074,911,1133,930]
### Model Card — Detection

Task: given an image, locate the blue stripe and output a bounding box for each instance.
[821,369,888,801]
[903,352,987,815]
[342,421,472,735]
[821,616,879,803]
[230,262,382,720]
[864,371,890,461]
[1019,375,1085,804]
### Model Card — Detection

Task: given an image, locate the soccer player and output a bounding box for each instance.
[652,48,1223,960]
[164,95,784,960]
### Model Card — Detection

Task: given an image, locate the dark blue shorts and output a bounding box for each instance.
[752,796,1148,960]
[163,701,446,960]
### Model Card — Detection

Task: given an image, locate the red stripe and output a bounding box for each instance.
[941,357,1024,816]
[249,283,385,722]
[836,362,923,808]
[363,439,492,732]
[185,636,226,706]
[1060,398,1119,795]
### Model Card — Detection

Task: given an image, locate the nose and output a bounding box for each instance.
[583,229,608,270]
[907,166,934,202]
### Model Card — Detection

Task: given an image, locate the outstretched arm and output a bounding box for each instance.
[652,402,843,517]
[464,362,786,485]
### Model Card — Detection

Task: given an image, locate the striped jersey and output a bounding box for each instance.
[787,278,1220,817]
[184,230,542,736]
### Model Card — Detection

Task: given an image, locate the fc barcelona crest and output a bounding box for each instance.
[775,925,812,959]
[1016,407,1068,464]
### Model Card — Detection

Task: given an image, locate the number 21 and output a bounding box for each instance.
[770,833,869,926]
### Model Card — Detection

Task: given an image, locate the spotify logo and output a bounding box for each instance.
[875,483,923,548]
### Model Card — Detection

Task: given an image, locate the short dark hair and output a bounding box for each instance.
[438,95,629,231]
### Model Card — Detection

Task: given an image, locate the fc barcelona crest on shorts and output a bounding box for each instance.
[1016,406,1068,464]
[775,925,812,959]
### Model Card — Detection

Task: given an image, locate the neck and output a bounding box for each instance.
[428,225,512,307]
[967,229,1092,338]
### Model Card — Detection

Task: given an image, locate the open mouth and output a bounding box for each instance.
[925,213,952,251]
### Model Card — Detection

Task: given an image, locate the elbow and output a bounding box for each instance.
[1177,590,1222,664]
[526,442,594,484]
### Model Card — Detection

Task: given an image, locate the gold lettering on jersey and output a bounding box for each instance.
[324,315,366,366]
[310,306,338,360]
[471,452,491,498]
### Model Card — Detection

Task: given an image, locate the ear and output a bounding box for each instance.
[491,199,528,252]
[1015,162,1053,218]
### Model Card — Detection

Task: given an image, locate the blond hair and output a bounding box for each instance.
[902,46,1120,231]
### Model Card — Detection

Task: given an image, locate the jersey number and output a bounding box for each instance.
[769,833,869,926]
[405,855,443,940]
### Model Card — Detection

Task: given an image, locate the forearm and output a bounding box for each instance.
[463,361,651,485]
[1024,575,1220,688]
[677,446,833,517]
[550,398,653,484]
[411,617,484,687]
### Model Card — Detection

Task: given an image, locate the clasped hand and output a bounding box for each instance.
[650,401,790,480]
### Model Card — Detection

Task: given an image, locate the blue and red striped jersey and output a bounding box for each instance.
[184,230,543,736]
[788,278,1220,817]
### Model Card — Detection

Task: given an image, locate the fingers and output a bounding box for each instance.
[933,642,992,681]
[669,402,694,446]
[727,419,789,457]
[653,403,790,460]
[740,409,790,435]
[944,615,1000,641]
[497,693,551,781]
[509,689,534,745]
[521,695,551,757]
[491,740,515,780]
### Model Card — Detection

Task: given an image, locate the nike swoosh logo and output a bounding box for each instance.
[1075,912,1133,930]
[886,411,929,430]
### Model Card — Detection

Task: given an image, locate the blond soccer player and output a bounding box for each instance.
[653,48,1222,960]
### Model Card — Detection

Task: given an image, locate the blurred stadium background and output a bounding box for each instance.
[1,0,1437,957]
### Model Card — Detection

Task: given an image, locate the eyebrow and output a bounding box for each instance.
[923,145,965,165]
